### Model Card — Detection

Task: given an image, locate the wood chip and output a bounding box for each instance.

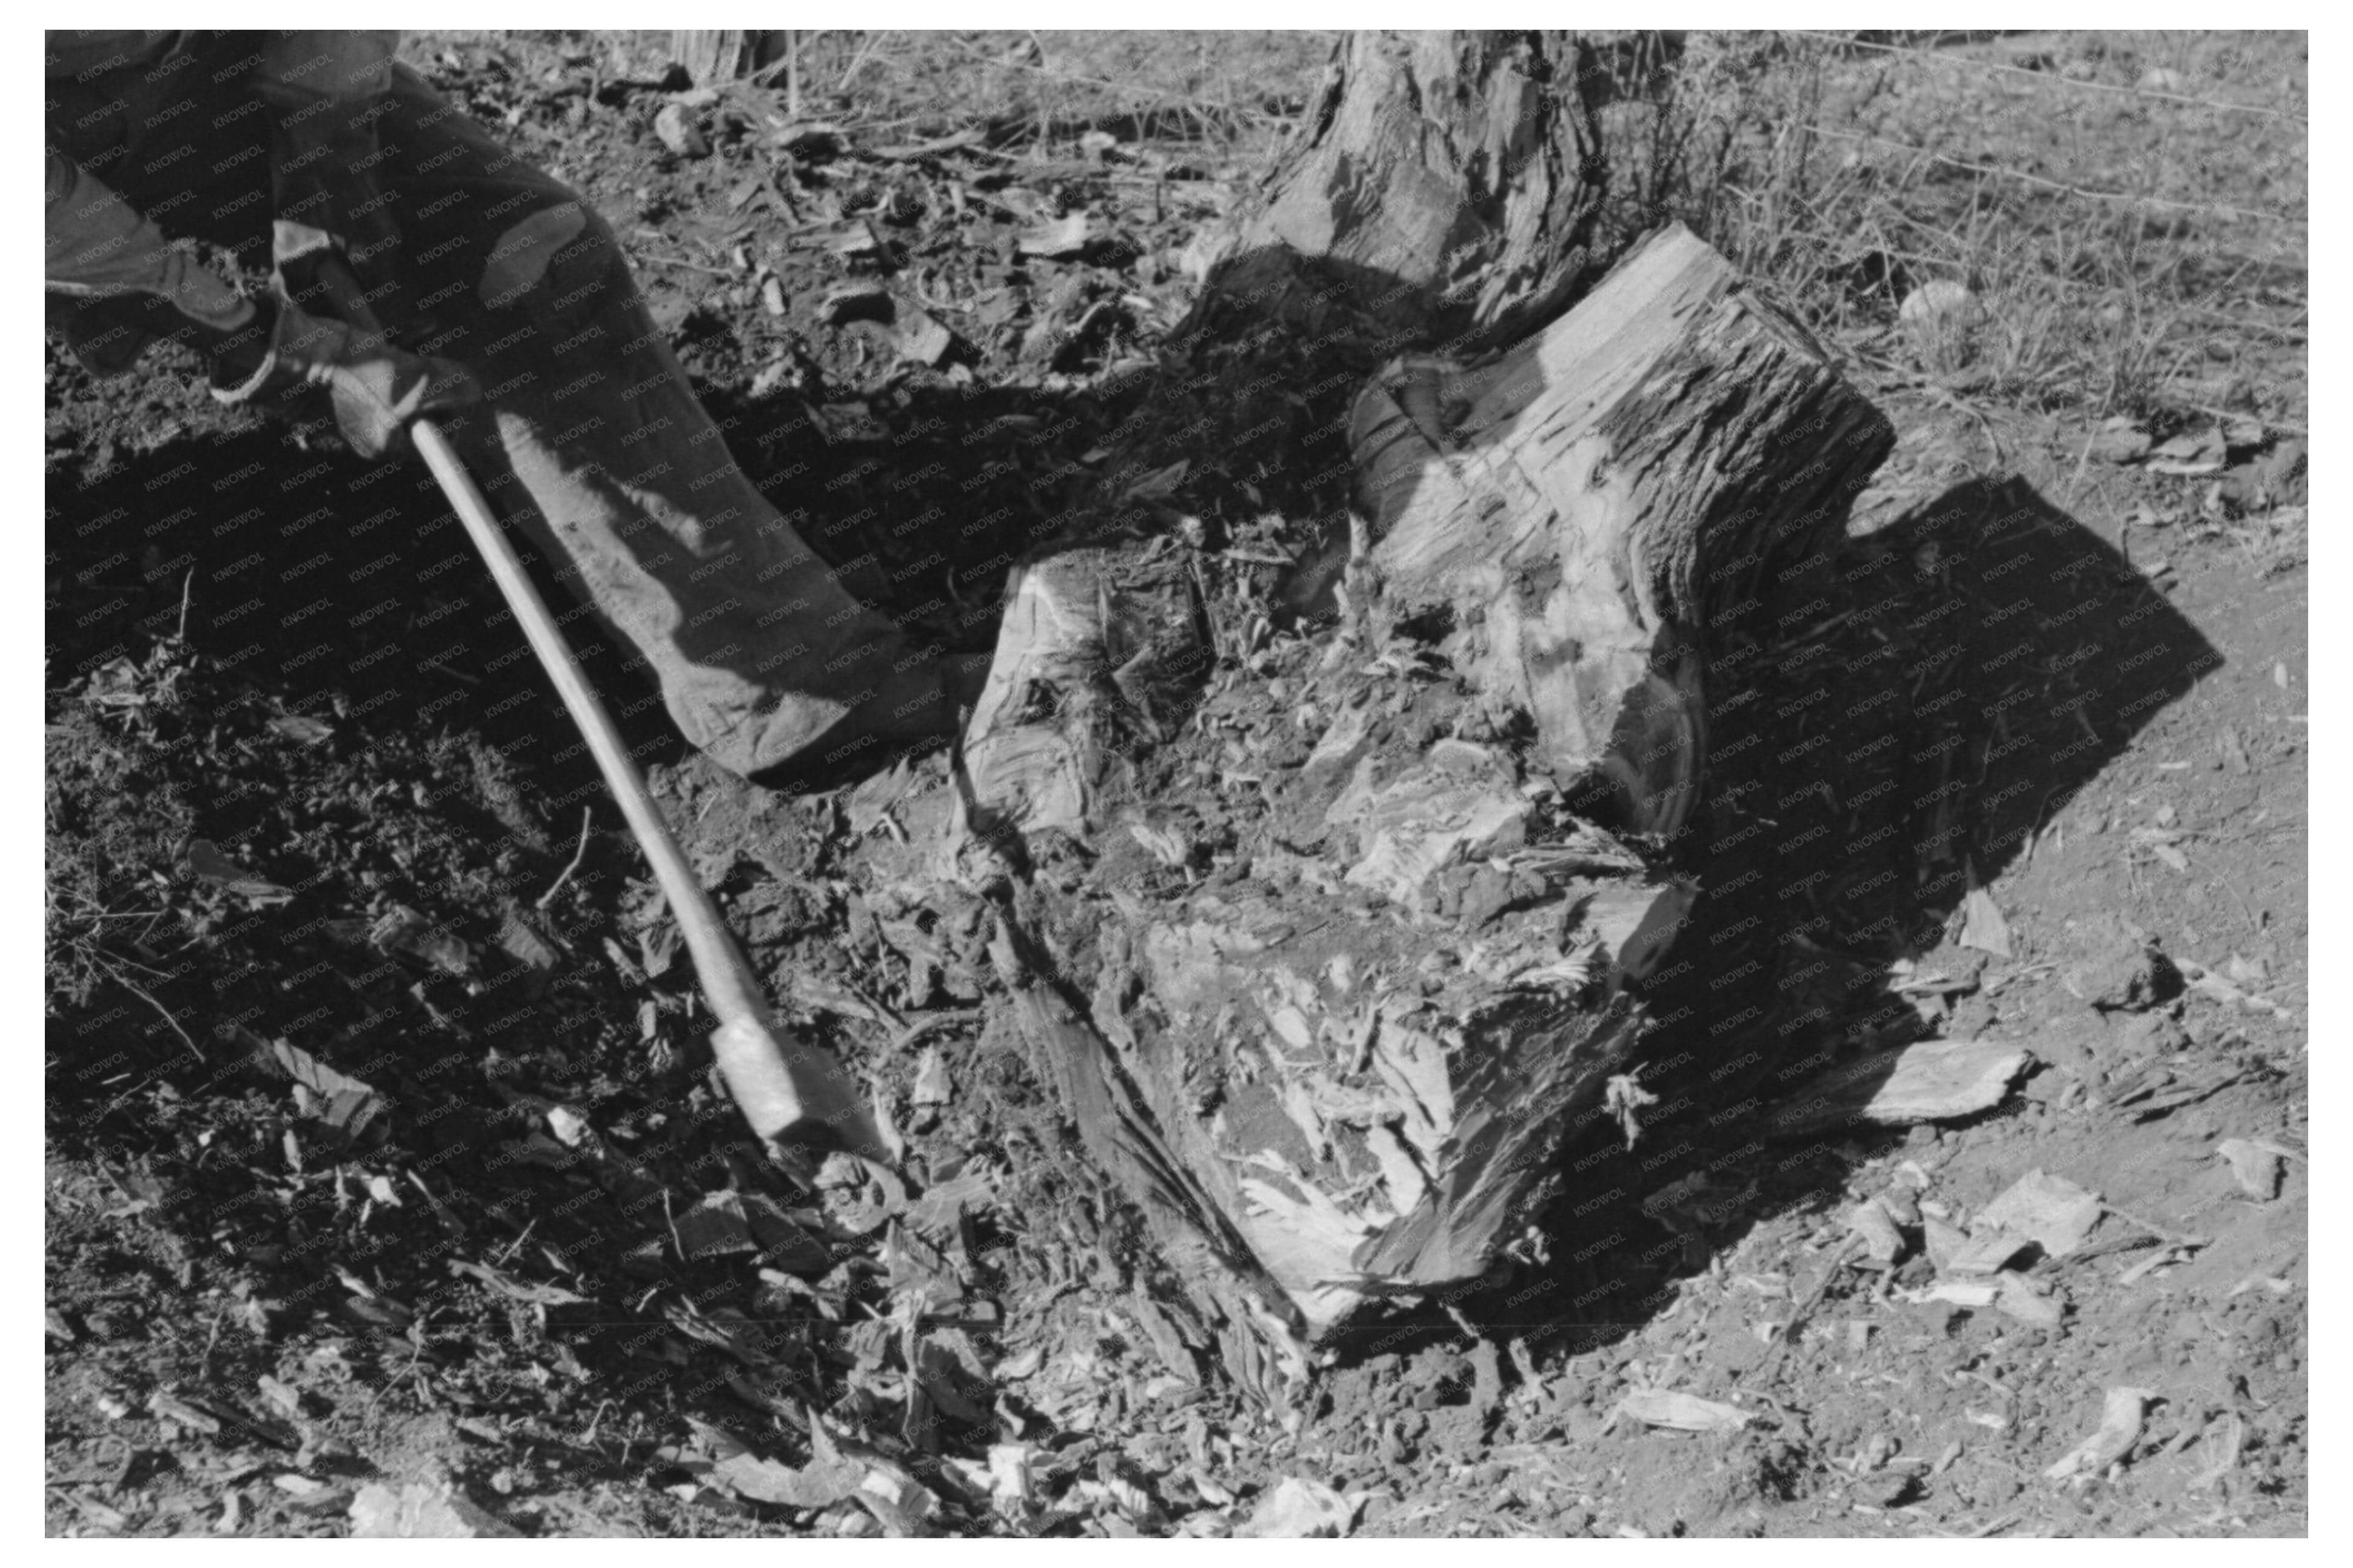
[2216,1137,2288,1200]
[1234,1476,1356,1538]
[1612,1388,1754,1434]
[1975,1169,2104,1259]
[1017,213,1093,258]
[349,1481,521,1538]
[2044,1387,2158,1481]
[1776,1039,2032,1135]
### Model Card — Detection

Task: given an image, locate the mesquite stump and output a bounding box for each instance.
[1347,223,1896,836]
[937,33,1896,1362]
[1206,28,1604,353]
[955,223,1893,1345]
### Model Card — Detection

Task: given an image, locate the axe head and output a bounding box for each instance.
[709,1014,886,1161]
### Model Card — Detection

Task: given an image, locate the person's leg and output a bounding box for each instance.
[59,42,954,783]
[380,63,959,780]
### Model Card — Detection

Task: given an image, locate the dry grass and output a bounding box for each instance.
[1596,30,2307,426]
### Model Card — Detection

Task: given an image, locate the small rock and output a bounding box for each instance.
[1899,280,1985,369]
[1900,278,1981,326]
[2089,417,2152,464]
[1847,1199,1908,1268]
[896,307,956,366]
[2044,1387,2158,1480]
[1613,1389,1753,1434]
[2061,914,2160,1011]
[1858,1469,1921,1509]
[2108,1010,2186,1058]
[1975,1168,2103,1259]
[654,101,710,158]
[2215,1139,2286,1201]
[1236,1476,1356,1538]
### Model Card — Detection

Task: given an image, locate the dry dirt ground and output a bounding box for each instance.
[43,31,2306,1538]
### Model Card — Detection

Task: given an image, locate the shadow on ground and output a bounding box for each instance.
[1311,472,2219,1384]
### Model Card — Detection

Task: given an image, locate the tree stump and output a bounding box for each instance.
[668,30,790,87]
[1348,223,1896,835]
[965,30,1607,845]
[1207,29,1605,354]
[937,33,1894,1358]
[969,226,1890,1341]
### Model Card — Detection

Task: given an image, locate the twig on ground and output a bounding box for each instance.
[1744,1235,1861,1386]
[636,252,734,278]
[98,957,202,1064]
[537,807,594,909]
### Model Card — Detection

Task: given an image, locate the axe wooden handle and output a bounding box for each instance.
[317,258,877,1154]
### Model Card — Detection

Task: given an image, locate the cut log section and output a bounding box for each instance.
[1053,712,1693,1338]
[1347,223,1897,834]
[962,532,1210,846]
[972,224,1895,845]
[926,646,1696,1344]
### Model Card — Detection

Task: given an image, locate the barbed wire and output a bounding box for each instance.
[1786,30,2308,124]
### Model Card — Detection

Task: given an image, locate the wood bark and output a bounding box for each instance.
[1212,30,1605,354]
[669,30,787,86]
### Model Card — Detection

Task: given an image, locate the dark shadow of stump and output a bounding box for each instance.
[1316,472,2217,1368]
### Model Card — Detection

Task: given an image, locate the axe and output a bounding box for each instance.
[313,253,880,1160]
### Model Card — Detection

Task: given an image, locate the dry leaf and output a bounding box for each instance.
[267,714,335,745]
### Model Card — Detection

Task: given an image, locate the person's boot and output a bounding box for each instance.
[748,648,992,794]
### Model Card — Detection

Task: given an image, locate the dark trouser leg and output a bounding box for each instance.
[56,47,950,781]
[370,64,949,780]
